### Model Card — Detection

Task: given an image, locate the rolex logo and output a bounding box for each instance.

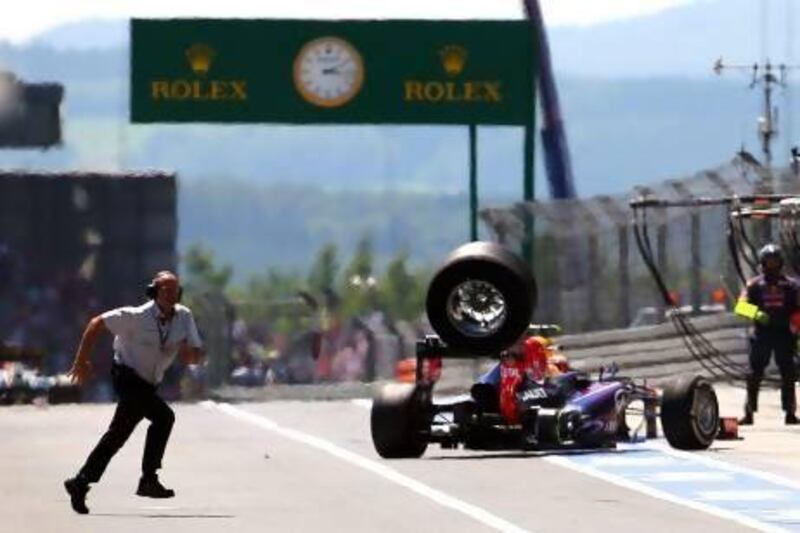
[185,43,216,76]
[151,43,247,102]
[404,44,502,105]
[439,45,467,77]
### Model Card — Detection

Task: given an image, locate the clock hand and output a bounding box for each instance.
[321,59,352,75]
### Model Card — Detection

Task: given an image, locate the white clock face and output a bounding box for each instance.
[293,37,364,108]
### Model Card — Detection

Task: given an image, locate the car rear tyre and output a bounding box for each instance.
[660,375,718,450]
[425,242,537,355]
[371,383,430,458]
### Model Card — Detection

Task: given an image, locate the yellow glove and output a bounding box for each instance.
[734,299,769,324]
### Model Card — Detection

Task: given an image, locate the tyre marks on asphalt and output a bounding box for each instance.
[546,443,800,532]
[202,401,532,533]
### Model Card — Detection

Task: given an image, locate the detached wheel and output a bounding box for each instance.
[660,376,718,450]
[425,242,537,355]
[371,383,430,458]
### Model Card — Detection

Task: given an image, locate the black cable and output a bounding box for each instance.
[735,207,760,269]
[727,216,749,286]
[780,220,800,275]
[631,200,793,386]
[633,207,745,380]
[632,207,672,304]
[638,203,754,382]
[672,313,747,381]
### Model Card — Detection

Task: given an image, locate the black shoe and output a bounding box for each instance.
[136,475,175,498]
[738,413,754,426]
[64,477,90,514]
[786,413,799,425]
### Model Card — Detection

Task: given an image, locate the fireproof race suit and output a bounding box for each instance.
[737,274,799,417]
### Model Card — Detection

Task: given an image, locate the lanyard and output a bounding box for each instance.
[155,314,172,351]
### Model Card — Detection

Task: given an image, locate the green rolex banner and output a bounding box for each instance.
[130,19,536,125]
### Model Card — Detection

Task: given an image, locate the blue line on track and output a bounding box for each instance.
[555,443,800,531]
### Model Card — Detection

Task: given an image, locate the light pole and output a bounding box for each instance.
[714,58,798,190]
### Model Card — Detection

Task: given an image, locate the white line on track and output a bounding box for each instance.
[202,401,532,533]
[351,398,794,531]
[350,398,372,409]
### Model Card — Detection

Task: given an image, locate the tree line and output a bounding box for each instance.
[181,237,432,338]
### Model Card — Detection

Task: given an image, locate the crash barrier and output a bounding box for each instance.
[208,314,753,402]
[437,313,754,392]
[556,313,749,381]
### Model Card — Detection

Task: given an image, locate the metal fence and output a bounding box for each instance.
[481,158,800,334]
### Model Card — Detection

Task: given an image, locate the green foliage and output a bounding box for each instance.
[379,249,426,321]
[340,235,377,318]
[180,235,435,345]
[307,243,339,294]
[344,235,374,280]
[210,237,435,341]
[235,268,309,336]
[180,244,234,331]
[182,244,232,292]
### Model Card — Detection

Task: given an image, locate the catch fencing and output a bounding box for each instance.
[480,158,800,334]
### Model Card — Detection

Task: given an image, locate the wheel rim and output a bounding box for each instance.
[445,279,507,338]
[694,385,718,436]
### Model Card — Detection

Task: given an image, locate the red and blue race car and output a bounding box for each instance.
[370,242,720,458]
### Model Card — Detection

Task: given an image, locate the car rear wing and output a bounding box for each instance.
[526,324,562,337]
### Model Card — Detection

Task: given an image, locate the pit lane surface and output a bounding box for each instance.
[3,384,799,532]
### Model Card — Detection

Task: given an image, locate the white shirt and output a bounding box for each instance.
[101,300,203,385]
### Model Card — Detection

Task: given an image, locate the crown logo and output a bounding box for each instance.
[439,45,467,77]
[185,43,216,76]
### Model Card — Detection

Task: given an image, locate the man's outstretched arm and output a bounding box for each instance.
[67,316,108,386]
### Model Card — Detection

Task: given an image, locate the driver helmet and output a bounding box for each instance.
[522,336,548,380]
[548,353,571,374]
[529,335,551,347]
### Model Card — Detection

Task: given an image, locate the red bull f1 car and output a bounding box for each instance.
[370,242,720,458]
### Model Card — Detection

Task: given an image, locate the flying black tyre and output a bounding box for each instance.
[371,383,430,459]
[660,375,719,450]
[425,241,537,355]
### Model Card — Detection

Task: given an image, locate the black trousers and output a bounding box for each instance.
[745,332,798,414]
[79,363,175,483]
